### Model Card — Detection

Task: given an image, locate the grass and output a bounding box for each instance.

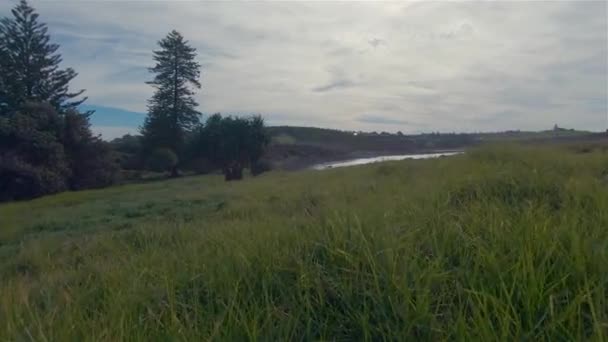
[0,144,607,340]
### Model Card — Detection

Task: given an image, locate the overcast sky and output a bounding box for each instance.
[2,1,607,137]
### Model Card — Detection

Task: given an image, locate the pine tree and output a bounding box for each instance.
[0,0,86,114]
[141,30,201,173]
[0,1,117,201]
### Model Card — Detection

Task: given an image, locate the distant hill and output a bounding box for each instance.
[267,126,477,150]
[264,125,605,169]
[80,105,603,159]
[265,126,476,170]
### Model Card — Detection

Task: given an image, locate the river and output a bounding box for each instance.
[311,152,462,170]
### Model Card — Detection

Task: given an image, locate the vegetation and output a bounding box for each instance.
[190,114,270,180]
[0,0,86,113]
[0,3,605,338]
[141,30,201,177]
[263,126,604,170]
[0,1,271,200]
[0,1,118,201]
[0,144,606,340]
[268,126,595,150]
[147,148,179,174]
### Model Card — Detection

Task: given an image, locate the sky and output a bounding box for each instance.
[2,0,607,139]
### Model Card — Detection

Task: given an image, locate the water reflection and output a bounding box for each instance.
[312,152,462,170]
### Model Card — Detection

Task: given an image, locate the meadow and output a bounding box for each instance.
[0,144,607,340]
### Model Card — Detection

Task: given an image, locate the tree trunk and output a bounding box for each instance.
[170,165,179,178]
[223,163,243,181]
[233,167,243,180]
[223,164,233,181]
[223,167,231,181]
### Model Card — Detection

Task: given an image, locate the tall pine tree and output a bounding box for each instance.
[0,0,86,114]
[142,30,201,176]
[0,0,117,201]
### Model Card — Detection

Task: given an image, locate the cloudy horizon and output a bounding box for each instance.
[2,0,606,139]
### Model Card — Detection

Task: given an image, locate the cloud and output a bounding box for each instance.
[357,115,412,126]
[1,0,605,133]
[368,38,387,48]
[312,80,356,92]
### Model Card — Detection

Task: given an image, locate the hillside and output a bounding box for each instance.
[1,144,606,340]
[264,126,603,170]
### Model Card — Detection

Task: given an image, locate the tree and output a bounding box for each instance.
[0,1,117,201]
[141,30,201,177]
[0,103,118,201]
[0,102,70,200]
[0,0,86,114]
[61,109,119,190]
[110,134,144,170]
[246,115,270,172]
[190,114,270,181]
[147,148,178,174]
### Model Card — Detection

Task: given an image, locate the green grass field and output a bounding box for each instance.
[1,144,607,340]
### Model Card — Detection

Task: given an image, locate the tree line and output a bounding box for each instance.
[0,1,269,201]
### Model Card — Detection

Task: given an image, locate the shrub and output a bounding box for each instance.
[110,134,144,170]
[62,110,120,190]
[68,139,120,190]
[147,148,178,173]
[251,159,272,176]
[189,113,270,181]
[0,103,71,201]
[0,153,69,201]
[184,157,216,175]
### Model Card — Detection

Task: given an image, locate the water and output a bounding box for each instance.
[312,152,462,170]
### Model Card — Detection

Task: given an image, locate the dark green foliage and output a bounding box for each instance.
[0,103,118,200]
[0,1,116,200]
[0,0,86,114]
[147,148,178,174]
[109,134,144,170]
[190,114,270,181]
[181,157,215,175]
[62,110,119,190]
[0,102,70,200]
[110,134,143,155]
[251,159,272,176]
[247,115,270,167]
[141,30,201,159]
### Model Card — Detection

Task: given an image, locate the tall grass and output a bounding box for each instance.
[0,144,607,340]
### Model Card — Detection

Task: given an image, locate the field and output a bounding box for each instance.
[1,144,607,340]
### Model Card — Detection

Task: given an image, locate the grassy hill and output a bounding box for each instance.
[1,144,607,340]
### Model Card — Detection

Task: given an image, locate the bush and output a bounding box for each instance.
[251,159,272,176]
[110,134,144,170]
[183,157,216,175]
[0,103,72,201]
[147,148,178,173]
[0,153,69,201]
[189,113,270,181]
[62,110,120,190]
[69,139,120,190]
[120,170,144,182]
